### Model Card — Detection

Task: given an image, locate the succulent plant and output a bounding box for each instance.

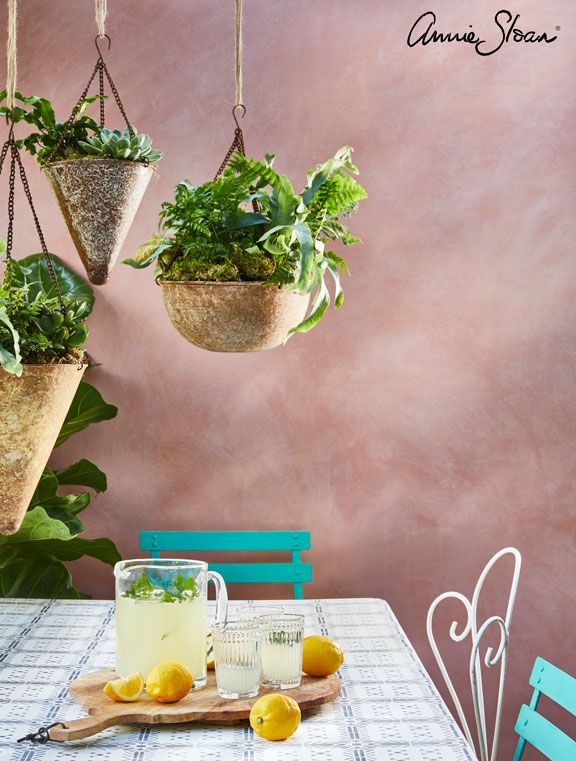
[78,128,162,164]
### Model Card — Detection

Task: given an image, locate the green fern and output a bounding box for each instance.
[126,146,367,337]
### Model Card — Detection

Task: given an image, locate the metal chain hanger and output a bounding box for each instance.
[1,0,65,311]
[48,0,135,163]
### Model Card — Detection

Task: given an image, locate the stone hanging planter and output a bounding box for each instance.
[43,159,153,286]
[159,281,310,352]
[0,364,85,535]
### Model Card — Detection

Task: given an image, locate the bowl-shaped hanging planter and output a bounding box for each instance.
[0,363,85,535]
[43,159,153,286]
[159,281,310,352]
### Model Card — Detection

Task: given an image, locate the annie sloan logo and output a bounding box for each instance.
[407,10,559,56]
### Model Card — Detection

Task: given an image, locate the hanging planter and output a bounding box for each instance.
[1,12,161,286]
[0,364,84,535]
[43,158,152,285]
[125,143,366,351]
[159,281,309,352]
[124,0,366,352]
[0,102,94,535]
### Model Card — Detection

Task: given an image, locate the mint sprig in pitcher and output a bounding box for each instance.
[114,559,228,689]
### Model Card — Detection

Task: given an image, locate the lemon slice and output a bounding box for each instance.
[103,672,144,702]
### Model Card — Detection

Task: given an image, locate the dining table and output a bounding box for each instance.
[0,597,476,760]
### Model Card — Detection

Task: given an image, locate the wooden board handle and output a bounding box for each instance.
[49,709,137,742]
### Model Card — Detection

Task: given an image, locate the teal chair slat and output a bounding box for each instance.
[139,531,312,599]
[513,657,576,761]
[140,531,311,552]
[208,563,312,584]
[529,657,576,715]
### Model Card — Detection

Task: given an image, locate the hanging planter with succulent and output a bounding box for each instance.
[0,1,161,286]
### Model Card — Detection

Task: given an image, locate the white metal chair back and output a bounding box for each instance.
[427,547,522,761]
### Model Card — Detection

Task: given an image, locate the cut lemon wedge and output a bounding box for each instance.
[103,672,144,702]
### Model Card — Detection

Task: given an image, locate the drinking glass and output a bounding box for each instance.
[114,558,228,689]
[212,620,262,699]
[258,613,304,689]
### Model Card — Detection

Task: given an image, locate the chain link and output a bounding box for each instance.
[6,146,16,262]
[47,58,102,163]
[98,63,105,127]
[214,123,259,214]
[214,127,245,181]
[101,64,134,136]
[1,131,66,312]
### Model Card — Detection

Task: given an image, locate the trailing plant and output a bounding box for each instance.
[0,380,120,598]
[0,91,161,165]
[125,147,366,334]
[0,249,94,375]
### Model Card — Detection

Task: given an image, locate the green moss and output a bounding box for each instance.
[160,241,275,283]
[231,246,275,281]
[163,258,239,282]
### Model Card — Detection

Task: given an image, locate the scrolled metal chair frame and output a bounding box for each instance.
[427,547,522,761]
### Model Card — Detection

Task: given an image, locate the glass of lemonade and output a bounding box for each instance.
[212,620,262,699]
[114,559,228,690]
[258,613,304,689]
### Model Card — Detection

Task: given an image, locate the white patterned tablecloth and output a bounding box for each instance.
[0,598,475,761]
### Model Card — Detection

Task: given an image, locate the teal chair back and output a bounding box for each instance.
[513,657,576,760]
[139,531,312,599]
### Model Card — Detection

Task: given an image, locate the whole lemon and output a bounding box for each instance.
[302,635,344,676]
[146,662,193,703]
[249,693,301,741]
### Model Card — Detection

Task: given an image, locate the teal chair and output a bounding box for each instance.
[139,531,312,599]
[513,657,576,760]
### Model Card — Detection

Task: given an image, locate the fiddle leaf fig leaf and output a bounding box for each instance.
[56,382,118,447]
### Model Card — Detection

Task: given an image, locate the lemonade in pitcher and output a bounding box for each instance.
[114,559,227,689]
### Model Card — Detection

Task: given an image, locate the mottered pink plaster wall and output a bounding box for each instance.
[1,0,575,755]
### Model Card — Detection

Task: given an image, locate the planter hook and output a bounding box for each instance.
[94,34,111,58]
[232,104,246,130]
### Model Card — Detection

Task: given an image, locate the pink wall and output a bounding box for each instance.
[2,0,575,755]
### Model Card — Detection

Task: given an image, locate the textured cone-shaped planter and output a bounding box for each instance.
[43,159,153,286]
[0,364,85,535]
[159,281,310,352]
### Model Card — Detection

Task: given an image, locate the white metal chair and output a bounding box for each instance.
[427,547,522,761]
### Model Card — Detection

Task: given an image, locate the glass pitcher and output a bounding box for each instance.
[114,559,228,689]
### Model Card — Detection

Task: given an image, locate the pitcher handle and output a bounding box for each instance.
[208,570,228,626]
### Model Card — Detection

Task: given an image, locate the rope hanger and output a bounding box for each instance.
[214,0,249,180]
[49,0,135,162]
[1,0,65,310]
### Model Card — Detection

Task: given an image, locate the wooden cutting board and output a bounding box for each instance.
[48,669,340,742]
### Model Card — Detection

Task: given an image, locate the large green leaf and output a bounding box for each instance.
[16,537,121,565]
[44,506,85,536]
[56,381,118,447]
[29,468,58,507]
[54,459,107,492]
[10,254,95,313]
[0,553,79,598]
[0,506,72,544]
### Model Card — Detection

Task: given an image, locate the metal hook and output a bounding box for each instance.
[94,34,111,58]
[232,104,246,130]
